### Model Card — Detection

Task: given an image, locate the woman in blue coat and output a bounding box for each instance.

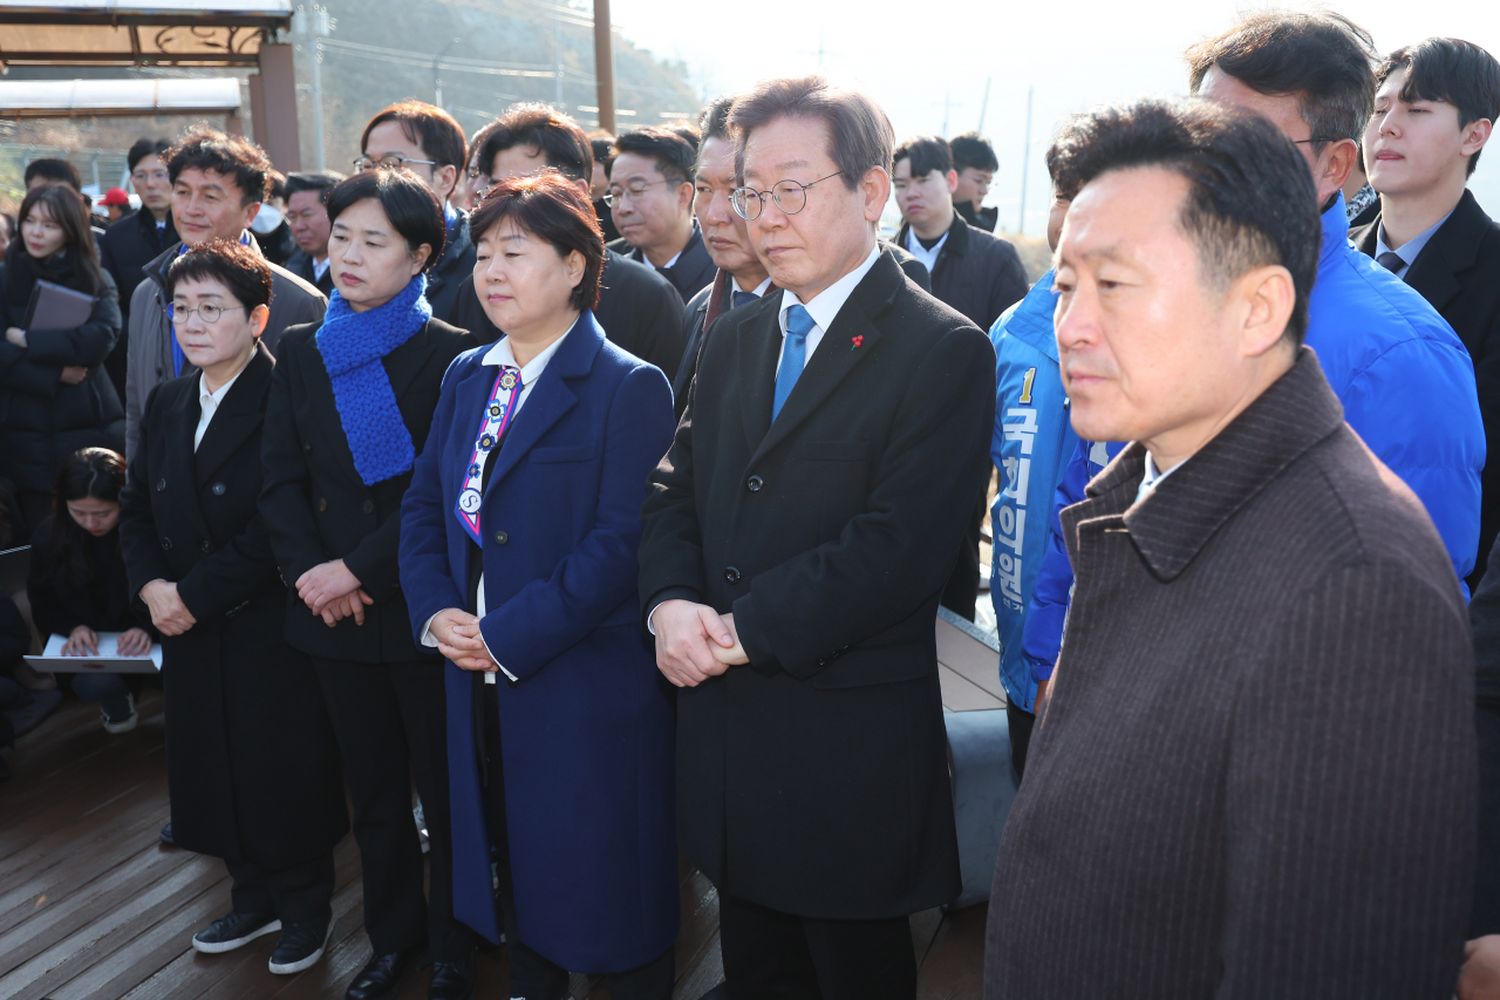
[398,172,677,999]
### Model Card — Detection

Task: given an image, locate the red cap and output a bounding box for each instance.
[100,187,130,207]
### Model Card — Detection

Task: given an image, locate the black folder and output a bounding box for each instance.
[22,279,94,333]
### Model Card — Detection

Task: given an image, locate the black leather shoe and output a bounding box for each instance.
[345,944,425,1000]
[159,822,175,846]
[429,954,475,1000]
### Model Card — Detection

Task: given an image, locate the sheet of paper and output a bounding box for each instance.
[24,632,163,674]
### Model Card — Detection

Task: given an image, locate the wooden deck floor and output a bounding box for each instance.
[1,618,1002,1000]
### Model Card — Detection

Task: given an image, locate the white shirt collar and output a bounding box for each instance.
[199,361,249,408]
[902,225,948,273]
[735,274,774,297]
[1135,450,1183,505]
[480,327,570,383]
[778,243,881,339]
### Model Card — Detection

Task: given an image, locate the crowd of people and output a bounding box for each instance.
[0,7,1497,1000]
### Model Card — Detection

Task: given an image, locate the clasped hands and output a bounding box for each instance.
[296,559,373,627]
[428,608,499,673]
[139,579,197,637]
[653,600,748,688]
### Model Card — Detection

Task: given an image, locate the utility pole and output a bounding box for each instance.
[977,76,991,133]
[293,4,332,170]
[594,0,615,133]
[1017,84,1033,234]
[553,13,563,106]
[433,37,460,110]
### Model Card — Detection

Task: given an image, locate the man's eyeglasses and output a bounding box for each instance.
[730,171,844,221]
[171,302,246,326]
[353,154,439,172]
[602,176,682,207]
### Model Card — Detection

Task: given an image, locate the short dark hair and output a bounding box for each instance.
[165,126,273,205]
[324,168,446,271]
[588,132,615,177]
[469,171,605,312]
[698,96,735,144]
[127,138,171,173]
[362,99,467,171]
[24,158,82,191]
[612,127,697,184]
[0,213,14,241]
[894,136,954,178]
[473,103,593,183]
[671,124,701,153]
[165,238,275,314]
[266,169,288,202]
[17,184,105,294]
[1186,11,1377,148]
[949,132,999,173]
[284,170,345,202]
[1377,38,1500,176]
[1047,98,1321,345]
[729,76,894,191]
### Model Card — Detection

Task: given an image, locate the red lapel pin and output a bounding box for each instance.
[850,335,865,351]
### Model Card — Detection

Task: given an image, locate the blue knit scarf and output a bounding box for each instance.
[316,274,432,485]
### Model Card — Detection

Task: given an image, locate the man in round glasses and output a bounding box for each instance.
[125,127,326,460]
[639,76,994,998]
[606,127,715,303]
[358,100,474,321]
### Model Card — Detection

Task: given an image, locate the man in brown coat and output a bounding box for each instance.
[984,98,1477,999]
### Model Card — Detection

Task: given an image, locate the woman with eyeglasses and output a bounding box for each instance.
[118,239,347,978]
[259,168,475,1000]
[0,183,124,537]
[399,172,678,999]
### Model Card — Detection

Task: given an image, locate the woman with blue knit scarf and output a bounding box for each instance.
[258,169,476,1000]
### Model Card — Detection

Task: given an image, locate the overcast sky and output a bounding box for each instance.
[608,0,1500,235]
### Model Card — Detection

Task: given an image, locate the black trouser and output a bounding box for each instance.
[313,655,468,962]
[477,682,673,1000]
[717,894,917,1000]
[226,853,334,928]
[1007,700,1037,781]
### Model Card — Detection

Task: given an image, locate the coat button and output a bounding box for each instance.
[317,497,328,512]
[160,537,173,551]
[746,474,764,493]
[493,530,508,544]
[724,566,741,584]
[210,482,226,496]
[155,478,166,492]
[303,442,312,453]
[199,540,211,553]
[361,499,374,514]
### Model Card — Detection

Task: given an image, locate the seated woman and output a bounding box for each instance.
[118,240,346,979]
[259,167,473,1000]
[0,183,124,537]
[26,446,155,732]
[399,172,678,1000]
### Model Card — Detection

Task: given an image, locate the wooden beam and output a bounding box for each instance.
[593,0,614,134]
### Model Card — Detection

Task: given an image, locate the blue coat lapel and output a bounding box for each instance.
[482,311,604,501]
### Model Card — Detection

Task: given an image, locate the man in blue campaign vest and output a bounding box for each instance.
[1024,12,1485,702]
[989,159,1079,778]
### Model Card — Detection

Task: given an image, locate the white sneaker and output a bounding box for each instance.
[101,693,137,734]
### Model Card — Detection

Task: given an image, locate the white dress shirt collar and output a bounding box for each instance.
[193,359,251,451]
[777,244,882,365]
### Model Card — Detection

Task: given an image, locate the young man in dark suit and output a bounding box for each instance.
[450,104,686,381]
[639,76,994,999]
[282,171,343,296]
[1352,37,1500,587]
[606,127,716,303]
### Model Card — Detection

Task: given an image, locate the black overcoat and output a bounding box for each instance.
[638,250,994,919]
[259,318,470,661]
[118,347,347,868]
[1352,189,1500,584]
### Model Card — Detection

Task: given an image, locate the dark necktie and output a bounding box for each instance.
[1376,251,1405,274]
[773,305,814,421]
[731,289,757,309]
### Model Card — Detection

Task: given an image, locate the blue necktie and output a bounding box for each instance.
[731,289,757,309]
[773,305,813,421]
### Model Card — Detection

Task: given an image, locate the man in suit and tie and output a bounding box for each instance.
[282,171,342,296]
[607,127,716,302]
[638,76,994,998]
[1352,37,1500,588]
